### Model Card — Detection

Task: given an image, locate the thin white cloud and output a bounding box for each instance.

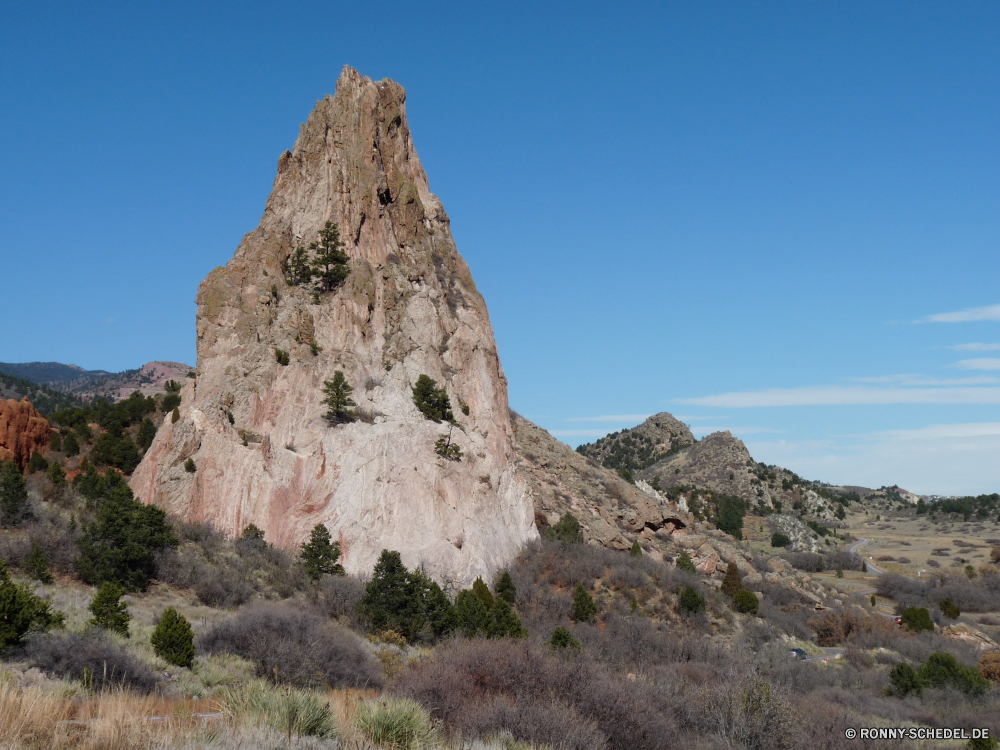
[950,343,1000,351]
[677,385,1000,407]
[852,373,1000,386]
[747,423,1000,495]
[957,358,1000,371]
[672,414,733,421]
[923,303,1000,323]
[564,415,650,422]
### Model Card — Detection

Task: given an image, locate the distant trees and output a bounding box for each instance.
[63,432,80,457]
[771,532,791,548]
[323,372,356,424]
[282,221,350,294]
[571,584,597,623]
[137,418,157,452]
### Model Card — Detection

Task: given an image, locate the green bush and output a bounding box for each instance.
[630,539,642,557]
[358,550,456,641]
[733,590,759,615]
[171,407,180,424]
[454,589,491,637]
[412,374,454,422]
[0,460,28,526]
[46,461,66,489]
[0,560,64,650]
[354,697,437,750]
[434,433,463,461]
[918,652,988,696]
[137,418,157,452]
[27,451,48,474]
[88,581,130,637]
[74,471,178,592]
[161,393,181,413]
[675,550,697,574]
[90,431,142,474]
[184,458,196,473]
[50,431,62,451]
[546,512,583,544]
[550,626,581,650]
[889,662,923,697]
[495,571,516,604]
[721,563,743,598]
[63,432,80,457]
[299,524,345,580]
[571,584,597,623]
[678,585,705,616]
[222,679,337,738]
[24,542,53,584]
[900,606,934,633]
[151,607,195,668]
[940,597,961,619]
[275,349,290,366]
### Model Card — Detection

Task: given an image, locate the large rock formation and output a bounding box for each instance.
[0,398,50,471]
[575,412,694,477]
[131,67,537,588]
[638,431,772,507]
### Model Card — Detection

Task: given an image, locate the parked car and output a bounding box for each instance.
[789,648,807,660]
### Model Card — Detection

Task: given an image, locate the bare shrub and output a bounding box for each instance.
[26,631,161,693]
[877,556,895,562]
[926,559,940,568]
[897,557,911,564]
[979,651,1000,682]
[197,602,383,690]
[392,638,676,750]
[363,376,384,390]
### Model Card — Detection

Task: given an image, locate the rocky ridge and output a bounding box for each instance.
[131,67,536,588]
[0,398,51,471]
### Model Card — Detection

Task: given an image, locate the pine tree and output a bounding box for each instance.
[151,607,195,668]
[472,576,494,608]
[311,221,350,292]
[0,560,64,648]
[299,524,344,580]
[50,431,62,452]
[322,371,356,424]
[88,581,130,637]
[358,550,425,641]
[550,626,581,651]
[137,418,157,452]
[282,246,315,286]
[546,512,583,544]
[630,540,642,557]
[46,461,66,489]
[495,571,516,604]
[0,460,28,527]
[411,375,454,422]
[571,584,597,623]
[24,542,53,584]
[721,563,744,599]
[63,431,80,457]
[675,550,697,574]
[455,589,491,637]
[487,598,526,638]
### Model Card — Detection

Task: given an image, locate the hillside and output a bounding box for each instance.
[575,411,694,481]
[0,361,194,402]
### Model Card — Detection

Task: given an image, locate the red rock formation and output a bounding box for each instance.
[0,398,51,471]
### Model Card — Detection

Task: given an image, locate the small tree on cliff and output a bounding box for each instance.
[323,371,356,424]
[721,563,744,599]
[312,221,350,292]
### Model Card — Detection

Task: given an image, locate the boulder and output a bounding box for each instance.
[941,623,1000,652]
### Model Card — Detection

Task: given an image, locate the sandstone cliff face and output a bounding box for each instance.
[0,398,50,471]
[130,67,537,588]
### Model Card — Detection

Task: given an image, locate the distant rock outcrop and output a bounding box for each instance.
[575,412,694,479]
[0,398,50,471]
[639,431,773,508]
[131,67,536,588]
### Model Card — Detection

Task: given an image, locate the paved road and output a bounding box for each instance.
[805,647,844,663]
[848,538,885,575]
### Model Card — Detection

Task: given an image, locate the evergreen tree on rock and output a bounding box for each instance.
[299,524,345,580]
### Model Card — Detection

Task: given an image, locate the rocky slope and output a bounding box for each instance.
[0,398,51,470]
[575,412,694,479]
[0,361,194,402]
[131,67,536,588]
[638,430,773,507]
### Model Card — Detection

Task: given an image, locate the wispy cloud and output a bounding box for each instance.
[564,415,649,422]
[677,385,1000,407]
[922,303,1000,323]
[673,415,733,421]
[747,423,1000,495]
[690,426,781,435]
[957,358,1000,371]
[852,373,1000,386]
[950,343,1000,351]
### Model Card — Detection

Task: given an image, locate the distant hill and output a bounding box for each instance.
[0,361,194,403]
[0,370,83,415]
[575,412,695,481]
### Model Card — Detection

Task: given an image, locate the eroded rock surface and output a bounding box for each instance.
[0,398,50,471]
[131,67,536,588]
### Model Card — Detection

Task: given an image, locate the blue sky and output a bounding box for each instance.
[2,2,999,494]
